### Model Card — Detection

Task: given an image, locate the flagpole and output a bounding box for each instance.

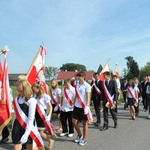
[26,48,41,78]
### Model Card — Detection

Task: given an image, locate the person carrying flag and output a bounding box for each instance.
[100,71,118,131]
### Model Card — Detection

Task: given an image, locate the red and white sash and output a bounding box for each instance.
[127,87,138,102]
[102,81,114,107]
[93,83,101,96]
[75,87,92,121]
[13,99,44,149]
[36,104,55,136]
[50,89,60,110]
[64,88,73,106]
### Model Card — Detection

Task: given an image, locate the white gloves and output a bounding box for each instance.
[84,106,89,115]
[46,114,51,122]
[20,133,28,144]
[54,106,58,112]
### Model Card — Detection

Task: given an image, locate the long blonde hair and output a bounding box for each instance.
[32,82,44,99]
[16,80,33,101]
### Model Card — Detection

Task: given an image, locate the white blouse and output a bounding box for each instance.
[61,86,75,112]
[75,81,91,108]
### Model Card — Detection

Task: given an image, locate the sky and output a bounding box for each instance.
[0,0,150,76]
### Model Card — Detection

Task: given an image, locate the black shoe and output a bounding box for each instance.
[94,122,100,126]
[114,121,118,128]
[0,135,10,143]
[100,125,108,131]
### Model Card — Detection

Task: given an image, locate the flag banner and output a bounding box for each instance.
[97,64,103,75]
[114,63,119,79]
[99,61,110,81]
[27,45,48,94]
[0,47,11,134]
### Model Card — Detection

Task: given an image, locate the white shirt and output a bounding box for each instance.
[116,79,121,90]
[50,88,61,104]
[127,86,138,98]
[34,93,51,109]
[15,96,37,136]
[75,81,91,108]
[61,86,75,112]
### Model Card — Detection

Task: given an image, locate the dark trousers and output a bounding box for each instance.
[2,126,10,139]
[93,100,101,123]
[60,111,74,134]
[147,95,150,114]
[142,94,148,110]
[103,104,117,126]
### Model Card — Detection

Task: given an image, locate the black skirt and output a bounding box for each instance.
[35,110,45,129]
[12,103,32,144]
[128,98,135,106]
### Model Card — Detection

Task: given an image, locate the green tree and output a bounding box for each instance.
[124,56,139,79]
[45,66,59,81]
[60,63,86,71]
[140,62,150,80]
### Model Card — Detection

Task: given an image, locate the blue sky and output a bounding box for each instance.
[0,0,150,76]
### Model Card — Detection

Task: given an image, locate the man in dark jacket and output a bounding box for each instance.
[100,71,118,131]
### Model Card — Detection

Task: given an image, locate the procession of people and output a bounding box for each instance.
[1,69,150,150]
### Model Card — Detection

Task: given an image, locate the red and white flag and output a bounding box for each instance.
[99,61,110,81]
[0,47,11,134]
[114,63,119,79]
[27,44,48,94]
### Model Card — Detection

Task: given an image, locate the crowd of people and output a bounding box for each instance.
[0,72,150,150]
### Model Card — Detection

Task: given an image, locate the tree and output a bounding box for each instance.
[45,66,59,81]
[124,56,139,79]
[140,62,150,80]
[60,63,86,72]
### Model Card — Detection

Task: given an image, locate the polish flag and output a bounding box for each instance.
[114,63,119,79]
[99,61,110,81]
[27,45,48,94]
[0,47,11,134]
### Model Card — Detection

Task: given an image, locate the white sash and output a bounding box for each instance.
[102,81,115,108]
[14,99,44,149]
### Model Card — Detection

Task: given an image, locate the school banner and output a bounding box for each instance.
[26,44,48,93]
[0,47,11,134]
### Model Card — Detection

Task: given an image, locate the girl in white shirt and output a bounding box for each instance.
[60,79,75,137]
[32,82,54,150]
[126,79,138,120]
[12,80,37,150]
[50,79,62,132]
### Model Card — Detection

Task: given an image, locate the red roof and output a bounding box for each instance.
[57,71,93,80]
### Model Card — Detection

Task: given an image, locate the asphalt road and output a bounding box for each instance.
[1,103,150,150]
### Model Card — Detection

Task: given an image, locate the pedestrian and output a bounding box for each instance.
[60,79,75,137]
[32,82,54,150]
[113,75,121,113]
[146,76,150,118]
[50,79,62,132]
[134,77,142,116]
[12,79,44,150]
[141,76,148,111]
[91,72,101,126]
[126,79,138,120]
[100,71,118,131]
[72,71,91,146]
[121,78,129,109]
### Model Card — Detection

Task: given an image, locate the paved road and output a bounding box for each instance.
[1,103,150,150]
